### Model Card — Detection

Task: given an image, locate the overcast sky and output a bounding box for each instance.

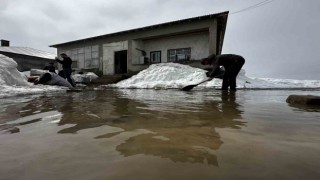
[1,0,319,79]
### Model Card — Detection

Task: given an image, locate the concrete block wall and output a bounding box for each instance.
[143,31,209,63]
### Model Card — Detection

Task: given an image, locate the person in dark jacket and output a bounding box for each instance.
[43,62,56,73]
[201,54,245,91]
[55,53,75,87]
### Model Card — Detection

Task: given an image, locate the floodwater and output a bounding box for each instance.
[0,89,320,180]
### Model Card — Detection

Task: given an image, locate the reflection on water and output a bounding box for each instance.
[0,90,244,166]
[98,90,244,166]
[288,103,320,112]
[1,89,320,179]
[66,90,243,166]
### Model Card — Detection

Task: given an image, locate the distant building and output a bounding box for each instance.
[50,11,229,75]
[0,40,56,72]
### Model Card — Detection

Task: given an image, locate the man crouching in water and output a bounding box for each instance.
[201,54,245,91]
[32,72,74,88]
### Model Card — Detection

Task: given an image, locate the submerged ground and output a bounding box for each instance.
[1,54,320,179]
[0,89,320,180]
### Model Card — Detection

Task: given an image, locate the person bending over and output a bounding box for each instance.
[201,54,245,91]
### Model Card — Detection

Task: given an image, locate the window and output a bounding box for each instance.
[167,48,191,62]
[65,45,99,69]
[84,46,99,68]
[150,51,161,64]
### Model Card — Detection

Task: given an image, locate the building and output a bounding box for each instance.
[50,11,229,76]
[0,40,56,72]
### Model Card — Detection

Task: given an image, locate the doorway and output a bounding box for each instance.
[114,50,127,74]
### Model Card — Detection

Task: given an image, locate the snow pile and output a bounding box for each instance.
[0,54,65,98]
[110,63,208,89]
[0,85,65,98]
[1,56,320,98]
[110,63,320,89]
[73,72,98,83]
[0,54,30,86]
[30,69,50,76]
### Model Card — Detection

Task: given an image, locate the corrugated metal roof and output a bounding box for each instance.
[50,11,229,47]
[0,46,56,59]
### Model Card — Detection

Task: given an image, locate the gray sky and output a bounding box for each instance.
[1,0,320,79]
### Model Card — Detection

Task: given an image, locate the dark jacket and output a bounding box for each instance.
[56,57,72,69]
[207,54,245,77]
[215,54,244,68]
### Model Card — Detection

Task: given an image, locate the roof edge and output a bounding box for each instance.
[50,11,229,48]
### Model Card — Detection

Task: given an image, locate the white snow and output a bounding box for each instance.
[1,54,319,98]
[110,63,207,89]
[109,63,320,89]
[0,54,65,98]
[0,54,30,86]
[73,72,98,83]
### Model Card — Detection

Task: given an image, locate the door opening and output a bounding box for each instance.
[114,50,127,74]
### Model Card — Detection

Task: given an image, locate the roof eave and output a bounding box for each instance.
[49,11,229,48]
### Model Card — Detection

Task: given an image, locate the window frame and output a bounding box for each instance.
[150,51,161,64]
[167,47,191,62]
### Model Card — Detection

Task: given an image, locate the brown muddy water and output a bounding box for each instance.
[0,89,320,180]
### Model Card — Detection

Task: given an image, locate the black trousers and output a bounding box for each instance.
[222,58,245,90]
